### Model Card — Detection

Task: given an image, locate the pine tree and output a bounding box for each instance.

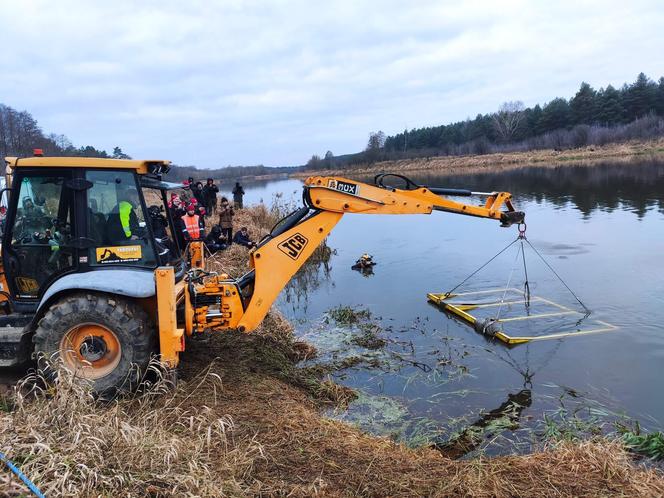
[623,73,658,120]
[570,82,597,124]
[595,85,624,125]
[525,104,544,136]
[656,77,664,116]
[539,98,571,133]
[112,146,131,159]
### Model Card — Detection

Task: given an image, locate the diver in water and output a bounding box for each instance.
[351,253,376,276]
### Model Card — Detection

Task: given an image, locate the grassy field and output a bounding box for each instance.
[1,205,663,496]
[295,138,664,179]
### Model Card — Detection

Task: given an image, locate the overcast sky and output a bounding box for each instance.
[2,1,663,168]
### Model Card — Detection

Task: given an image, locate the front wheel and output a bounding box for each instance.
[33,293,157,396]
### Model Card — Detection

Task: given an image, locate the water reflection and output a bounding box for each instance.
[282,241,335,315]
[432,389,532,458]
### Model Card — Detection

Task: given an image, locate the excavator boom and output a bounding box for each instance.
[185,175,524,345]
[304,175,523,225]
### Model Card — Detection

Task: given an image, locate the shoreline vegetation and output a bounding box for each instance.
[1,206,663,496]
[293,137,664,179]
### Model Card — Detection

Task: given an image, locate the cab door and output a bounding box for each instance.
[2,170,77,302]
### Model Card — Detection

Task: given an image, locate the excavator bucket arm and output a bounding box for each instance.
[184,175,525,343]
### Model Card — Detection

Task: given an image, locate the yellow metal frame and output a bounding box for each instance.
[155,267,185,367]
[4,156,169,174]
[188,241,205,269]
[427,288,618,345]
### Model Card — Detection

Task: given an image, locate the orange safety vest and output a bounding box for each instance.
[183,214,201,239]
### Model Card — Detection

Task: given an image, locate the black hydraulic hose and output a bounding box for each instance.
[374,173,421,190]
[427,187,473,197]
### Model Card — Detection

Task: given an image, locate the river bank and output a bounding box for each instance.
[293,138,664,179]
[1,206,663,496]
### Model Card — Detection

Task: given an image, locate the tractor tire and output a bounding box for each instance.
[33,292,157,397]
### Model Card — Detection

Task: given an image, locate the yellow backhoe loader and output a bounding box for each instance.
[0,153,524,395]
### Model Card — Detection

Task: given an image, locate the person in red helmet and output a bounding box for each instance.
[198,205,207,227]
[179,203,205,242]
[168,193,186,248]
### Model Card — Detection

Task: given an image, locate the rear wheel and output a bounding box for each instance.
[34,293,156,396]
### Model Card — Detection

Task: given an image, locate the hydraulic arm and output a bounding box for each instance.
[180,174,524,359]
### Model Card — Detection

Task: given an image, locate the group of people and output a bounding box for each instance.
[168,177,253,253]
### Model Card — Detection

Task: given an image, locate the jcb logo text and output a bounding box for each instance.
[278,233,309,260]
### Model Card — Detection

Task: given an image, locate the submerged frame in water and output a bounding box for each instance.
[427,288,618,345]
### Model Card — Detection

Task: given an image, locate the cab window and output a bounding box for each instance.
[86,170,157,267]
[8,174,74,297]
[143,187,179,264]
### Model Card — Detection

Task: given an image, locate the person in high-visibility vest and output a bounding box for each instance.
[107,190,140,242]
[180,203,205,242]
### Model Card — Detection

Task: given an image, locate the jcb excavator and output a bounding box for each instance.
[0,152,524,395]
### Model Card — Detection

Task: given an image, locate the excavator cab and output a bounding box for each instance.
[1,158,184,309]
[0,155,186,394]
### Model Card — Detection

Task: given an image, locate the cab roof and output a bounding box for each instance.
[4,156,170,175]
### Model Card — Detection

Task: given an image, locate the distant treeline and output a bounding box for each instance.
[306,73,664,169]
[164,164,297,182]
[0,103,121,160]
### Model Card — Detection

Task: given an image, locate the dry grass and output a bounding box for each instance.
[4,336,663,497]
[295,137,664,179]
[178,322,664,497]
[0,364,262,497]
[1,204,663,497]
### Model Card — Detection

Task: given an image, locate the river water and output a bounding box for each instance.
[236,160,664,453]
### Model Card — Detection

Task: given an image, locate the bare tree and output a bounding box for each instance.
[366,130,386,151]
[492,101,525,142]
[49,133,72,151]
[306,154,322,169]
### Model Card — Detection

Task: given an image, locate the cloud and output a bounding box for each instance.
[1,0,663,167]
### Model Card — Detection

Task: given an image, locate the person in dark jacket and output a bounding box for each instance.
[205,225,228,253]
[232,226,256,248]
[192,181,206,206]
[168,193,186,250]
[197,203,207,225]
[148,205,176,264]
[202,178,219,217]
[232,182,245,209]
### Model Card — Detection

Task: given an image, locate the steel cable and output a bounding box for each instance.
[445,237,520,296]
[523,237,590,313]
